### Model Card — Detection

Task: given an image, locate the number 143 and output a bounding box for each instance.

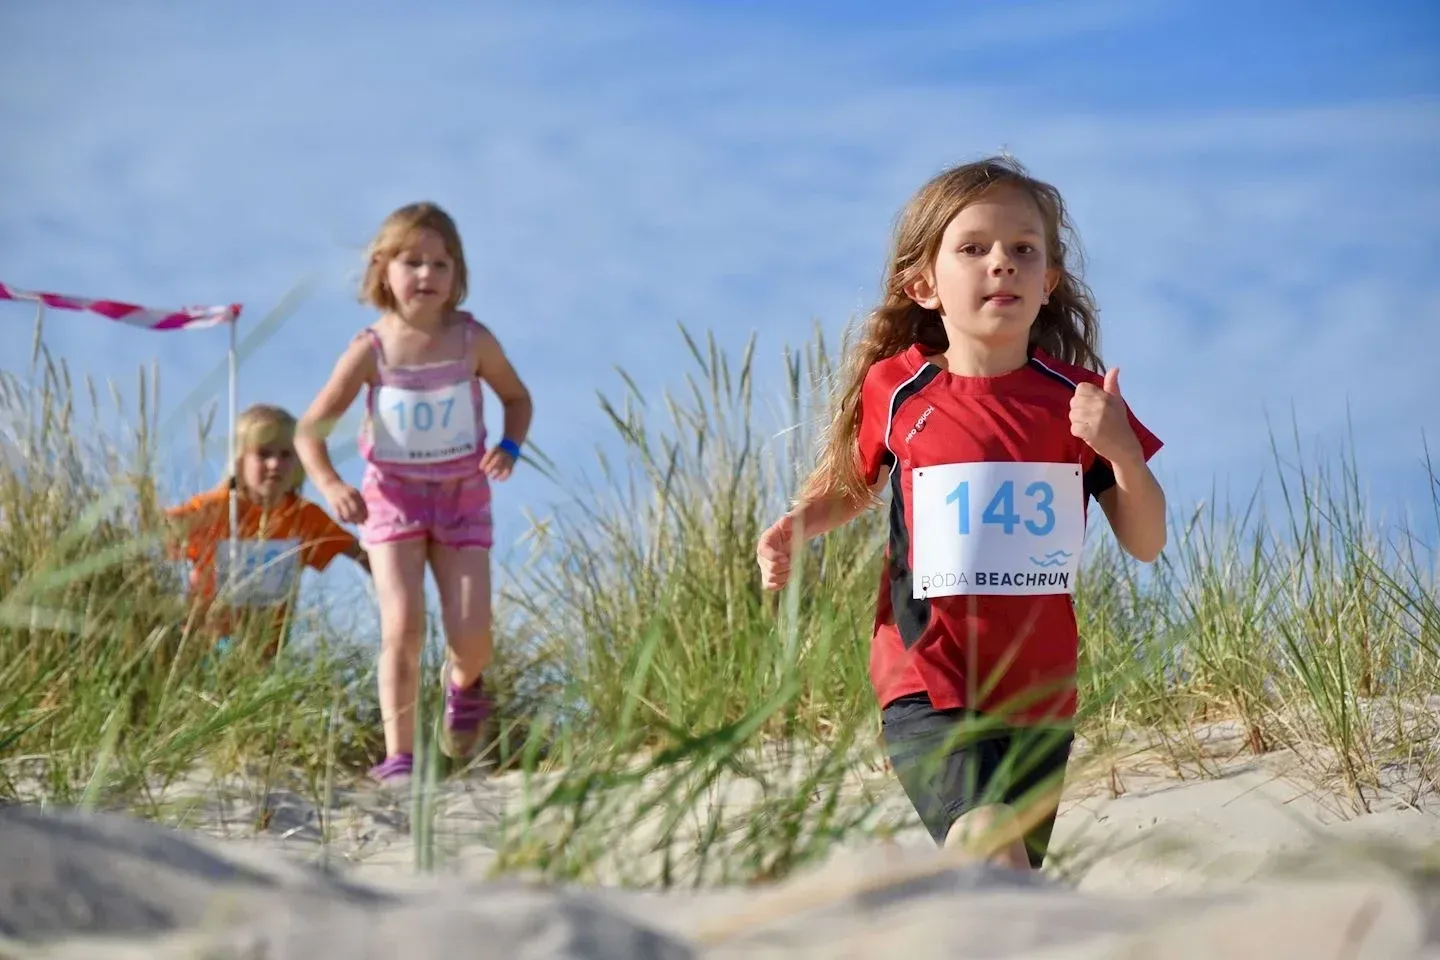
[945,479,1057,536]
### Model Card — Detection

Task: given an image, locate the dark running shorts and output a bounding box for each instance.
[880,692,1074,869]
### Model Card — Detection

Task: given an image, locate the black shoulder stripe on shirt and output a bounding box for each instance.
[880,363,942,470]
[1027,355,1078,390]
[882,362,941,651]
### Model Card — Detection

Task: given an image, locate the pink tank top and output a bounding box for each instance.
[358,318,487,482]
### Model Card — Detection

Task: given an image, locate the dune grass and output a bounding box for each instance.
[0,347,382,822]
[1,322,1437,889]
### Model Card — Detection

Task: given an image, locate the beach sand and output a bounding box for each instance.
[3,712,1438,958]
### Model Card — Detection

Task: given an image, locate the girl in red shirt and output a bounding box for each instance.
[756,156,1166,870]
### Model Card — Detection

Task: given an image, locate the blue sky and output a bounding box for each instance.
[2,0,1438,603]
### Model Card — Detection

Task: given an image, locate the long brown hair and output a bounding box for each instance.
[359,202,470,313]
[801,155,1102,507]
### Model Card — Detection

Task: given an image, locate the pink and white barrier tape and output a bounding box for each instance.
[0,282,241,331]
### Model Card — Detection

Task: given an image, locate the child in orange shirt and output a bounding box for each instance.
[167,403,370,659]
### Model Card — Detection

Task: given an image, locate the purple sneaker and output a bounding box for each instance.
[368,752,414,785]
[442,674,492,759]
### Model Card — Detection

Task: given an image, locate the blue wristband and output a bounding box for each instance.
[498,437,522,459]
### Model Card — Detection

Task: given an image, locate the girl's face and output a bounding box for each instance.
[239,442,295,504]
[384,228,455,317]
[911,184,1059,354]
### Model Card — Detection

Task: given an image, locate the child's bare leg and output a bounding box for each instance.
[945,777,1065,870]
[429,543,493,684]
[944,803,1032,869]
[370,538,429,758]
[429,542,493,757]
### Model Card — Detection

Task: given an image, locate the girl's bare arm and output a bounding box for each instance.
[474,324,533,448]
[1096,454,1166,563]
[296,336,374,496]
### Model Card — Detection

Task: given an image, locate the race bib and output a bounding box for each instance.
[911,462,1084,599]
[215,538,302,607]
[371,382,479,465]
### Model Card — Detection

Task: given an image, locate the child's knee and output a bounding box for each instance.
[378,628,424,659]
[951,802,1015,831]
[379,607,423,640]
[944,803,1020,850]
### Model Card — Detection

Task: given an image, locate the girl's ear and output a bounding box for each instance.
[903,269,941,311]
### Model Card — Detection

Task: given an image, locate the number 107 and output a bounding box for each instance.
[945,480,1056,536]
[389,398,455,432]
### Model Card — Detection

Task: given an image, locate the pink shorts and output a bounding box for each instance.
[360,467,494,550]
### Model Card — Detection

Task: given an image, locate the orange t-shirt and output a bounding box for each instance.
[166,488,358,640]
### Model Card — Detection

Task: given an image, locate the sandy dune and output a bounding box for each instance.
[3,716,1438,957]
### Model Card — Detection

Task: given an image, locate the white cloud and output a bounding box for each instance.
[1,0,1436,559]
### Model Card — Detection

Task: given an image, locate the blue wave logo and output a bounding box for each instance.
[1029,549,1073,568]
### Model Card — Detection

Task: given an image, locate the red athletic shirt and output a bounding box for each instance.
[857,345,1163,724]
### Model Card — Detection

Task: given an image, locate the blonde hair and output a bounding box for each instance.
[359,202,469,313]
[225,404,304,495]
[802,155,1102,507]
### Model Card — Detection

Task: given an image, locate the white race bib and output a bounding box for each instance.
[215,538,302,607]
[371,382,479,465]
[911,462,1084,599]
